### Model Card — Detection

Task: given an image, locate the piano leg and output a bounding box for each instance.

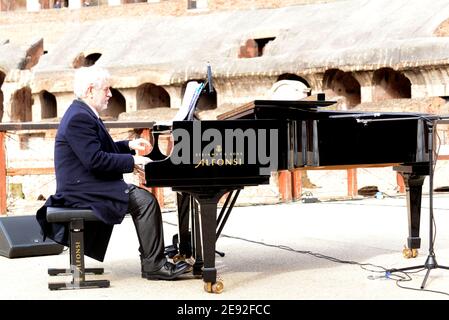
[175,193,203,275]
[176,193,192,258]
[394,166,428,252]
[174,187,231,293]
[199,200,219,285]
[191,199,203,276]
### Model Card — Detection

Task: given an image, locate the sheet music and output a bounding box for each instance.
[144,81,206,166]
[175,81,203,121]
[186,82,205,120]
[155,81,204,127]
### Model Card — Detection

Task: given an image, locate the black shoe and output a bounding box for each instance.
[142,261,190,280]
[140,256,189,273]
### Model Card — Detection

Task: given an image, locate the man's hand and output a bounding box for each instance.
[129,138,152,151]
[133,155,152,166]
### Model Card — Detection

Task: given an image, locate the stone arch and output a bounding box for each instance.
[136,83,170,110]
[181,80,217,111]
[72,52,102,68]
[372,68,411,102]
[323,69,361,108]
[100,88,126,119]
[269,74,311,99]
[11,87,33,122]
[0,71,5,122]
[39,90,57,119]
[434,17,449,36]
[277,73,310,87]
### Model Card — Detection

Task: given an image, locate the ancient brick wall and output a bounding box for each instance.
[0,0,341,22]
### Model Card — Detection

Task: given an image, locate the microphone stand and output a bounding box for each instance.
[387,118,449,289]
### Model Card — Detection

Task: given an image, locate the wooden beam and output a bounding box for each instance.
[6,167,55,176]
[437,155,449,160]
[278,170,292,202]
[0,132,6,215]
[0,121,154,131]
[291,169,302,201]
[347,168,358,198]
[396,172,405,193]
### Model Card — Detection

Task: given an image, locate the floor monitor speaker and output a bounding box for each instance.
[0,215,64,258]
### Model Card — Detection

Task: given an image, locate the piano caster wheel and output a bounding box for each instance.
[204,281,224,294]
[403,247,418,259]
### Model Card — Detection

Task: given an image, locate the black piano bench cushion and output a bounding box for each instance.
[46,207,100,223]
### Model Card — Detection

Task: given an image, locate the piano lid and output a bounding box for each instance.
[217,99,337,120]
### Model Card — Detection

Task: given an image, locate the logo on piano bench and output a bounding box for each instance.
[171,122,278,175]
[75,240,82,270]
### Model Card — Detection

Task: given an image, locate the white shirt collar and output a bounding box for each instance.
[77,98,100,118]
[87,104,100,119]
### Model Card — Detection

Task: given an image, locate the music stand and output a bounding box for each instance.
[387,117,449,289]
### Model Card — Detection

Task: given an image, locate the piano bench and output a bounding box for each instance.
[46,207,110,290]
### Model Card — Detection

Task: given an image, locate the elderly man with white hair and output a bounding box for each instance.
[36,66,190,280]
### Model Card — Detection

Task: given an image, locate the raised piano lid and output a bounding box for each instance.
[217,99,337,120]
[217,100,438,122]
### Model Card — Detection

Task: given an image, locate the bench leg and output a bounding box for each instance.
[48,267,105,276]
[49,280,110,290]
[48,219,109,290]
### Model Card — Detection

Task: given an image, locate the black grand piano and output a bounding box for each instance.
[144,98,436,293]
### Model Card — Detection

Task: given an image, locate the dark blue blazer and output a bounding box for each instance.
[36,99,135,261]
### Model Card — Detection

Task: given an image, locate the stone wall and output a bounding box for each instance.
[1,0,342,16]
[0,0,343,49]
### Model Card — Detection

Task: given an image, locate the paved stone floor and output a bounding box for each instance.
[2,194,449,302]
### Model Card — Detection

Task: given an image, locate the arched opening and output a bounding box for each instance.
[136,83,170,110]
[0,71,5,122]
[100,88,126,119]
[11,87,33,122]
[187,0,208,9]
[181,80,217,111]
[238,39,259,58]
[238,37,276,58]
[197,88,217,111]
[434,17,449,36]
[270,74,311,100]
[372,68,411,102]
[39,90,57,119]
[123,0,147,3]
[277,74,310,87]
[323,69,361,108]
[84,53,102,67]
[72,52,102,68]
[21,38,44,70]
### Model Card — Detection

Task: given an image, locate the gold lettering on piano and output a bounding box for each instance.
[194,152,243,157]
[172,122,279,175]
[195,158,242,168]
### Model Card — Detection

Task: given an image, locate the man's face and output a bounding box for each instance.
[88,81,112,113]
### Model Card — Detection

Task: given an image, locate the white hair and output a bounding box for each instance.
[73,66,110,99]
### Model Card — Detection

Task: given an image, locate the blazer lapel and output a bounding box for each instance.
[97,116,108,132]
[74,100,119,152]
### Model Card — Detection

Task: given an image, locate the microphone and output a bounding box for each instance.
[207,62,214,93]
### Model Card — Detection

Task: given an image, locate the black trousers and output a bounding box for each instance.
[127,184,166,272]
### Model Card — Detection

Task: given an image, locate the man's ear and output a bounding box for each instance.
[85,85,93,98]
